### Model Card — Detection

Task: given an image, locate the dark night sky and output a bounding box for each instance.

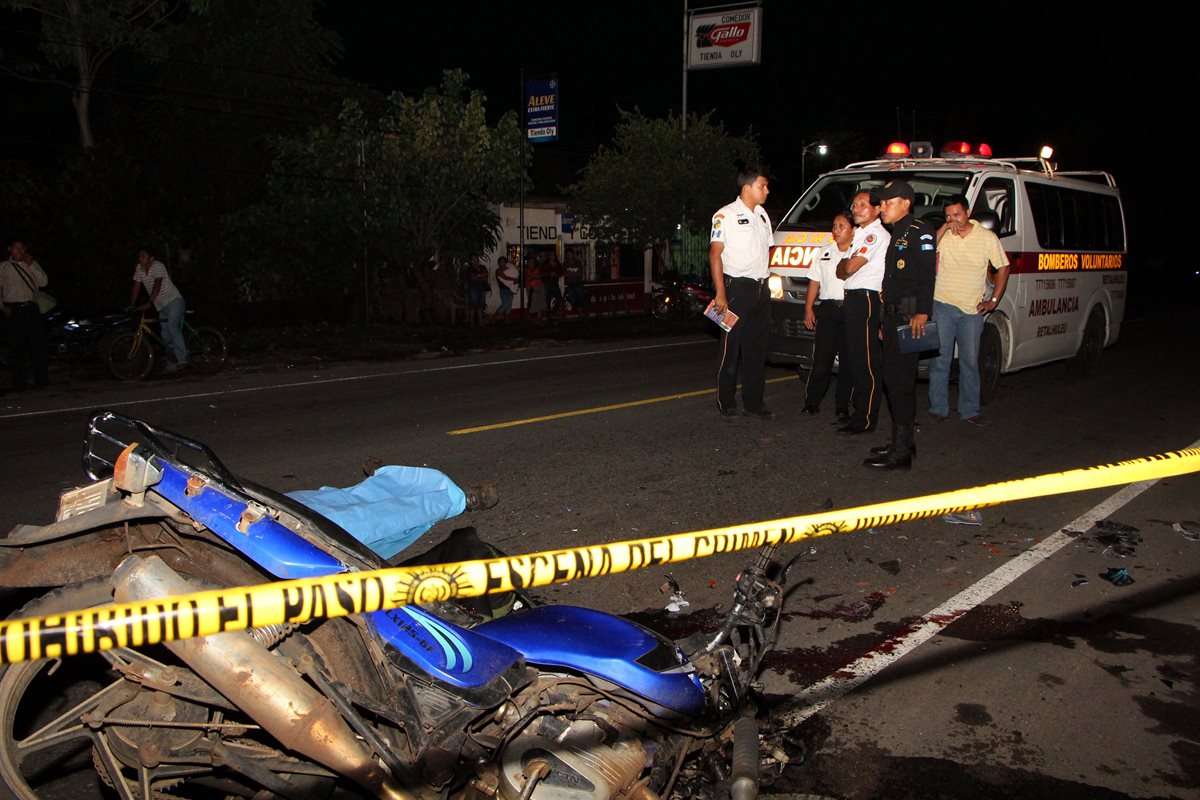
[324,3,1173,207]
[323,2,1189,267]
[0,2,1181,262]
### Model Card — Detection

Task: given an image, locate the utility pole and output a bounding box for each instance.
[681,0,688,133]
[519,68,526,314]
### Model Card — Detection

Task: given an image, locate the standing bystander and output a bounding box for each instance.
[465,255,490,327]
[524,258,543,321]
[836,191,890,433]
[494,256,518,321]
[863,180,936,470]
[801,212,855,419]
[0,239,50,389]
[542,254,564,320]
[929,194,1010,425]
[130,247,188,372]
[563,250,587,316]
[710,164,774,419]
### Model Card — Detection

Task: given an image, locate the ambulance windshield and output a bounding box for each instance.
[779,171,972,231]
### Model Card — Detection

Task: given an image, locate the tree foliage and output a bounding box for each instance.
[568,110,761,252]
[2,0,191,148]
[149,0,347,310]
[227,69,525,319]
[0,0,347,315]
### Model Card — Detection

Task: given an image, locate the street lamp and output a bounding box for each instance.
[801,142,828,190]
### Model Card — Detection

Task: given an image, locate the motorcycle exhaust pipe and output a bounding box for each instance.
[112,554,415,800]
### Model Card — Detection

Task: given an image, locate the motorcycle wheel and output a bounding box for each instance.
[187,326,227,375]
[0,573,385,798]
[105,332,154,381]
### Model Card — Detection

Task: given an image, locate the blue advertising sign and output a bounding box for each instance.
[525,77,558,143]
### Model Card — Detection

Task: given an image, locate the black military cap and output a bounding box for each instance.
[870,179,915,204]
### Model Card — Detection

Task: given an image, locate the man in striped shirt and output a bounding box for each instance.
[929,195,1010,425]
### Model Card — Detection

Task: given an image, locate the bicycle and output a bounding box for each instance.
[105,309,227,380]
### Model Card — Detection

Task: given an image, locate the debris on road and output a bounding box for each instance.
[661,572,690,613]
[1173,521,1200,541]
[1099,567,1134,586]
[1092,520,1142,557]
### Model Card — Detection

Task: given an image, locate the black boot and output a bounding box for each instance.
[864,424,914,470]
[870,426,917,457]
[870,426,897,456]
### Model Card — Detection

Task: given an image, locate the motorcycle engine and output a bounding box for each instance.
[496,716,648,800]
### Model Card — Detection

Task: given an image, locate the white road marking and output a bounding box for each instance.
[0,339,707,422]
[781,437,1200,725]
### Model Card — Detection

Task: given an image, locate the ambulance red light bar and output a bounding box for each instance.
[940,141,993,158]
[883,142,910,157]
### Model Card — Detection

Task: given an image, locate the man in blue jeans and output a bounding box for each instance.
[929,195,1010,426]
[130,247,188,372]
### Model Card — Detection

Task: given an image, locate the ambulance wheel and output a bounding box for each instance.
[979,323,1001,405]
[1067,306,1105,377]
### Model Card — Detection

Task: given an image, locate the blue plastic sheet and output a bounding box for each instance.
[287,466,467,559]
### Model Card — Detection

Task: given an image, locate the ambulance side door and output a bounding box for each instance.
[967,175,1025,368]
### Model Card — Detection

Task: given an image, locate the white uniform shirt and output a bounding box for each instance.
[842,218,889,292]
[808,243,851,300]
[133,259,183,311]
[0,259,47,303]
[710,197,772,279]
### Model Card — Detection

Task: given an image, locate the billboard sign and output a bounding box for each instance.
[688,6,762,70]
[525,76,558,143]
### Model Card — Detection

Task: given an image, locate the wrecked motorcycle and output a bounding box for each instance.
[0,410,794,799]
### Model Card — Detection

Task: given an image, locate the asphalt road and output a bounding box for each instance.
[1,311,1198,800]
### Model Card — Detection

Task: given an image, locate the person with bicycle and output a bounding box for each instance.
[129,247,187,372]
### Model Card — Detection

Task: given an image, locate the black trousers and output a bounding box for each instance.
[881,311,920,427]
[4,302,48,388]
[804,300,851,412]
[716,276,769,412]
[841,290,881,429]
[545,281,563,315]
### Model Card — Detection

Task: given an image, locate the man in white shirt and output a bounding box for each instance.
[834,191,890,433]
[709,164,774,420]
[130,247,188,371]
[0,239,50,389]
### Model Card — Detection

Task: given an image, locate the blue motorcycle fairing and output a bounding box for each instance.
[151,463,347,580]
[365,605,524,690]
[474,606,705,716]
[149,461,523,689]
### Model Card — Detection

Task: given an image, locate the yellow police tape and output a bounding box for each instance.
[2,448,1198,665]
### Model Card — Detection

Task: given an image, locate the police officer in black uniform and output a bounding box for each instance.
[864,179,936,469]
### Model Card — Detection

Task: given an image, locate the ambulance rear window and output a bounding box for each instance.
[779,171,971,230]
[1024,182,1125,251]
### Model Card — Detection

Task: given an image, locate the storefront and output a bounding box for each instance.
[486,202,650,318]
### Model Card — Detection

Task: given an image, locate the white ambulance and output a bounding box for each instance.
[766,142,1127,402]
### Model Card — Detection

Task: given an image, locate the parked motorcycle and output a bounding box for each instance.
[651,272,715,321]
[0,411,794,800]
[42,308,134,364]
